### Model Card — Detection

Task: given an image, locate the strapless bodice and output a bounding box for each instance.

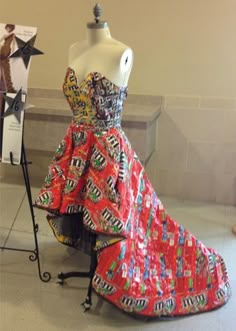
[63,67,128,130]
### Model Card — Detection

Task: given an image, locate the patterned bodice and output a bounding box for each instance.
[63,67,128,130]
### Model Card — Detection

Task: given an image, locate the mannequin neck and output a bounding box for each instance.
[87,26,112,45]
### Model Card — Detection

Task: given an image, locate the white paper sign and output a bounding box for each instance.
[0,23,38,163]
[1,93,25,164]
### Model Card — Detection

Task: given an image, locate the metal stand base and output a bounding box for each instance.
[57,271,90,285]
[57,234,97,311]
[0,144,51,282]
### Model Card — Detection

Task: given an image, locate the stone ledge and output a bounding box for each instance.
[24,88,162,165]
[26,95,161,127]
[0,89,161,186]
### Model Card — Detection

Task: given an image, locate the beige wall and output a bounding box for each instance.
[155,96,236,205]
[2,1,236,204]
[2,0,236,97]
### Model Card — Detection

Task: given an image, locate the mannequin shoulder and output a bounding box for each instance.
[101,39,134,72]
[119,47,133,74]
[106,38,133,55]
[68,40,88,64]
[67,38,134,86]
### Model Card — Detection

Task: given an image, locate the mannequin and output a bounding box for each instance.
[35,4,230,318]
[68,15,133,87]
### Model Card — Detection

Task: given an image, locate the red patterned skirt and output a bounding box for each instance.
[35,122,231,317]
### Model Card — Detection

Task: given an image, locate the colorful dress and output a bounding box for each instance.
[35,67,231,317]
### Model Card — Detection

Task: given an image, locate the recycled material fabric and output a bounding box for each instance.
[35,67,231,317]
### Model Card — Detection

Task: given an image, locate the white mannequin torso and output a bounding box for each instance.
[68,25,133,87]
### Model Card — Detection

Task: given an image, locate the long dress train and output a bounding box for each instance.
[35,67,231,317]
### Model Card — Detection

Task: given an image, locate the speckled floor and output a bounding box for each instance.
[0,182,235,331]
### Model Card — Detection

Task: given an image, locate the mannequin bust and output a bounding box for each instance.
[68,5,133,87]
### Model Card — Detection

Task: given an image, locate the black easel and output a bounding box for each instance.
[0,142,51,282]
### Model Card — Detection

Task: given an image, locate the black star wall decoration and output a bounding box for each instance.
[3,89,25,123]
[10,34,44,68]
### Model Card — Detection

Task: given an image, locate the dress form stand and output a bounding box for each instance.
[57,3,133,312]
[57,4,107,311]
[0,141,51,282]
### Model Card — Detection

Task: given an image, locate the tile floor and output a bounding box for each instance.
[0,182,236,331]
